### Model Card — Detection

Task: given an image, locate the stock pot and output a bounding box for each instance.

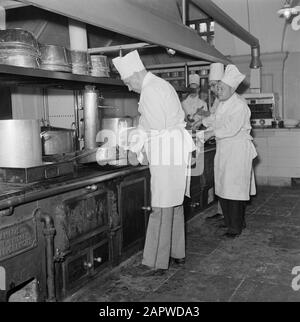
[40,126,76,155]
[0,119,42,167]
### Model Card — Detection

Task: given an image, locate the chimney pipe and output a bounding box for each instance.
[190,0,262,69]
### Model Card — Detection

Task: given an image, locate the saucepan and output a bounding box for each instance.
[40,126,76,155]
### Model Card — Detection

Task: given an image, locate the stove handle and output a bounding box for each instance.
[141,206,151,212]
[85,184,98,192]
[0,206,14,217]
[83,261,93,269]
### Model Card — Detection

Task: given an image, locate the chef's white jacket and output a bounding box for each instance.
[129,72,195,207]
[213,93,257,200]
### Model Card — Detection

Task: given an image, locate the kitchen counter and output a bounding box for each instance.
[0,164,149,211]
[252,128,300,186]
[252,127,300,131]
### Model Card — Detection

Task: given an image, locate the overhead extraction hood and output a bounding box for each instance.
[19,0,230,65]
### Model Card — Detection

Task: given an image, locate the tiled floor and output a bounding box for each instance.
[67,186,300,302]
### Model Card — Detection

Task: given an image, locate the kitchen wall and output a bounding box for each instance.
[213,0,300,119]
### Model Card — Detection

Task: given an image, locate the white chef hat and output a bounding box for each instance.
[209,62,224,81]
[221,64,245,90]
[189,73,200,86]
[112,50,145,79]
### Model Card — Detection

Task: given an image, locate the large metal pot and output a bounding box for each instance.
[98,117,133,146]
[41,126,76,155]
[39,44,72,72]
[0,29,40,68]
[0,28,40,52]
[0,119,42,167]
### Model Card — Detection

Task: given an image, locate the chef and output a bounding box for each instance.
[204,64,257,238]
[181,73,209,130]
[112,50,195,273]
[203,62,225,222]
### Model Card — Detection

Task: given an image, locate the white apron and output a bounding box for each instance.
[145,125,194,207]
[213,93,257,201]
[126,125,195,208]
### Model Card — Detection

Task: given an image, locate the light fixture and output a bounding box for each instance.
[166,48,176,56]
[278,0,299,20]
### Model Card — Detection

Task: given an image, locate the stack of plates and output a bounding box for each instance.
[90,55,110,77]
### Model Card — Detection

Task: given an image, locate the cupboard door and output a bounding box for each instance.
[63,251,90,292]
[91,240,109,272]
[119,174,149,251]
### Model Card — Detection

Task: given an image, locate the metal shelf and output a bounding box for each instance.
[0,64,125,90]
[0,64,189,93]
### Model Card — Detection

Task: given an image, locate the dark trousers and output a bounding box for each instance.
[219,197,246,235]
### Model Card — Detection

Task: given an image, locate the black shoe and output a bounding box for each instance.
[172,258,185,265]
[206,213,223,220]
[223,232,240,239]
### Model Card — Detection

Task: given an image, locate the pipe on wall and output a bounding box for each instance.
[182,0,187,25]
[38,210,56,302]
[191,0,262,68]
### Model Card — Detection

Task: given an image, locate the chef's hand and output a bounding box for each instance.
[191,119,202,130]
[204,129,215,142]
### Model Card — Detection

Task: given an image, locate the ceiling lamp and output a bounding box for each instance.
[278,0,299,20]
[166,48,176,56]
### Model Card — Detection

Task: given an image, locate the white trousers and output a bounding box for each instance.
[142,205,185,270]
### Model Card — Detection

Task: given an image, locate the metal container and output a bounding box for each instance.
[99,117,133,145]
[0,52,40,68]
[39,44,72,72]
[0,119,42,167]
[101,117,133,133]
[83,86,99,149]
[0,28,39,52]
[71,50,90,75]
[40,126,76,155]
[0,29,40,68]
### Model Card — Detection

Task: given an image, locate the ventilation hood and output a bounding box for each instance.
[18,0,230,65]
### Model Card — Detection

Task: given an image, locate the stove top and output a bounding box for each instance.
[0,160,75,184]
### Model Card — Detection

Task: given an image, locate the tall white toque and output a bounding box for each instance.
[221,64,245,90]
[209,62,224,81]
[112,50,145,79]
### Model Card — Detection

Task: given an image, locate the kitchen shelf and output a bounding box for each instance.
[0,64,189,92]
[0,64,125,90]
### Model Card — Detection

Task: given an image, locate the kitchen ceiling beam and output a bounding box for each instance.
[18,0,230,64]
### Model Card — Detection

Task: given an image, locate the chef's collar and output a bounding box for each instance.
[141,71,153,89]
